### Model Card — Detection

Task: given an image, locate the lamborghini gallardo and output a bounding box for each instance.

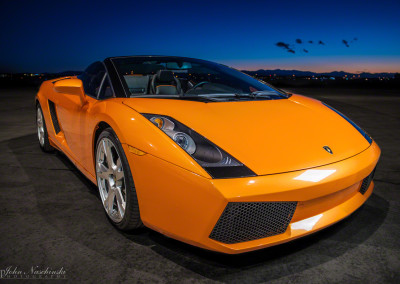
[35,56,380,254]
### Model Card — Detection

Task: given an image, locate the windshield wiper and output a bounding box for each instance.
[197,93,245,97]
[182,92,287,101]
[197,93,282,100]
[247,91,285,98]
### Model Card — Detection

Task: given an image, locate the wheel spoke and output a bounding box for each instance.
[104,188,115,213]
[100,140,107,159]
[104,140,114,169]
[115,187,125,216]
[115,170,124,182]
[114,157,124,182]
[97,163,111,180]
[103,194,108,209]
[98,163,109,172]
[116,158,122,170]
[97,170,110,180]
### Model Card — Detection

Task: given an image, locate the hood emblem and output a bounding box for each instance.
[323,146,333,154]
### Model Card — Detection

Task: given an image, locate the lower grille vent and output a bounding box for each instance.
[209,201,297,244]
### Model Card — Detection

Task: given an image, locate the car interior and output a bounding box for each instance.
[119,61,241,97]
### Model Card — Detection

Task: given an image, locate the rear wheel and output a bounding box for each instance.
[36,104,54,152]
[95,128,143,230]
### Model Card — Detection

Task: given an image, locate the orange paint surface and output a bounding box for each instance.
[36,77,380,253]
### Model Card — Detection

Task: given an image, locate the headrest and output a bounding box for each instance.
[156,85,178,95]
[156,70,175,83]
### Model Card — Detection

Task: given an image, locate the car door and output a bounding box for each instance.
[55,62,106,166]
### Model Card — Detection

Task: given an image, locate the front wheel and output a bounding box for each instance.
[95,128,143,230]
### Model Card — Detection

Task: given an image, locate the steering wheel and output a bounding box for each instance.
[191,81,209,90]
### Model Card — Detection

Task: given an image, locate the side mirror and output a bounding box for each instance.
[54,78,86,105]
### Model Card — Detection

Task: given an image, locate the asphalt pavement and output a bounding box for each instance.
[0,86,399,283]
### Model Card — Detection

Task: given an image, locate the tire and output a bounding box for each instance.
[36,103,54,152]
[95,127,143,230]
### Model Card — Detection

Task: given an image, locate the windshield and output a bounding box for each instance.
[111,57,287,99]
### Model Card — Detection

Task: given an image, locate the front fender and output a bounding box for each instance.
[90,99,210,179]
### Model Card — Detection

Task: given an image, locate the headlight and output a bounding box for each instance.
[322,103,372,144]
[165,130,196,155]
[142,114,256,178]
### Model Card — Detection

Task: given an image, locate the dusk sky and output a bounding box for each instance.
[0,0,399,73]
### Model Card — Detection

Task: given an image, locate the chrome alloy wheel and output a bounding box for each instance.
[37,107,45,147]
[96,137,126,223]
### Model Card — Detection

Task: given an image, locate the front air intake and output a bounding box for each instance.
[209,201,297,244]
[360,168,376,195]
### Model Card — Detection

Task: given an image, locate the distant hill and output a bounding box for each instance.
[46,71,82,76]
[242,69,397,78]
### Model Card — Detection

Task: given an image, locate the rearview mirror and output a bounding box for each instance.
[166,62,192,70]
[54,78,86,105]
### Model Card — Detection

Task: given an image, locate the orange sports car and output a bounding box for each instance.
[35,56,380,254]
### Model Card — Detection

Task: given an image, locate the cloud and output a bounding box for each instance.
[350,37,358,43]
[275,42,295,54]
[276,42,290,49]
[303,49,309,53]
[308,40,313,44]
[296,39,302,44]
[342,39,350,47]
[318,40,325,45]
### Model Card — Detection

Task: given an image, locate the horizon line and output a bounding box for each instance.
[1,68,399,75]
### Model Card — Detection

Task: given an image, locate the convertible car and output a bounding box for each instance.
[35,56,380,254]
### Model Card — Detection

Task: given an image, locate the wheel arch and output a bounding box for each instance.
[91,118,130,173]
[92,121,112,170]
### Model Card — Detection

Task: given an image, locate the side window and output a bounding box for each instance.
[99,76,115,99]
[78,62,106,97]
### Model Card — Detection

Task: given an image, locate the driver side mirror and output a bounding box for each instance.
[54,78,86,105]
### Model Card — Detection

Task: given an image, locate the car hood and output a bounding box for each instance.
[123,95,371,175]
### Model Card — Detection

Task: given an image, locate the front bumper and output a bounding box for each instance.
[124,141,380,254]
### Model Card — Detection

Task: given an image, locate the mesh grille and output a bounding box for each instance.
[360,168,376,195]
[209,202,297,244]
[48,100,61,134]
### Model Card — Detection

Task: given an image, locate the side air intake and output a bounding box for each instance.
[360,168,376,195]
[48,100,61,134]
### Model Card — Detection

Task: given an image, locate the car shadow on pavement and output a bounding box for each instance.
[8,134,389,282]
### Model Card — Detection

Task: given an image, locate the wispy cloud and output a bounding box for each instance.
[276,42,290,49]
[275,38,329,54]
[342,37,358,47]
[275,42,295,54]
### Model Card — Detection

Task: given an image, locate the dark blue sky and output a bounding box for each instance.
[0,0,399,73]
